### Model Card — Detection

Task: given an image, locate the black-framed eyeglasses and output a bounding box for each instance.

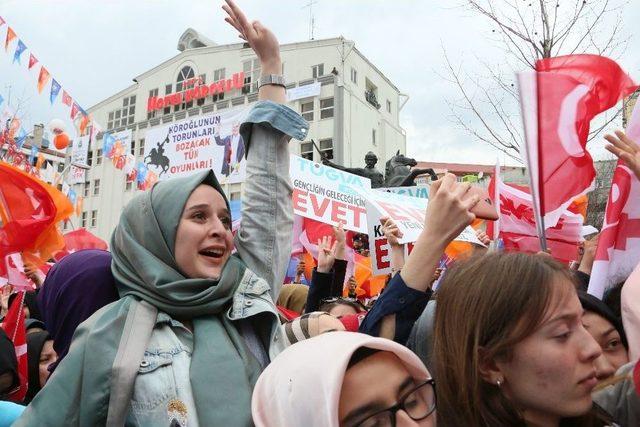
[350,379,436,427]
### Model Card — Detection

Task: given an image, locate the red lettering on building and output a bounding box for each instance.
[146,72,244,112]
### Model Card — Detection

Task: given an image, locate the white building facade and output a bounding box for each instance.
[77,31,407,242]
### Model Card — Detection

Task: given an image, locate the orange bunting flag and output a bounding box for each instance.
[4,27,16,51]
[35,153,45,171]
[75,196,83,217]
[37,67,50,94]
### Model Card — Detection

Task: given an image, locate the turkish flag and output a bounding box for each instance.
[5,254,35,291]
[61,90,72,107]
[1,291,28,402]
[588,99,640,298]
[53,228,109,262]
[0,162,73,263]
[487,174,584,263]
[519,55,637,229]
[27,53,38,70]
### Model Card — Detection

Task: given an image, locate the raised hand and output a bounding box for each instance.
[1,284,14,316]
[222,0,281,72]
[380,216,403,247]
[24,261,43,288]
[333,223,346,260]
[605,130,640,181]
[400,173,479,292]
[423,173,479,249]
[475,229,491,247]
[579,233,599,275]
[317,236,337,274]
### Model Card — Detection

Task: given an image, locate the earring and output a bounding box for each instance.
[496,379,502,387]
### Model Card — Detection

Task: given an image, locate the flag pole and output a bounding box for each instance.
[516,71,548,252]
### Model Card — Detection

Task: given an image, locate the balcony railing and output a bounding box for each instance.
[365,90,381,109]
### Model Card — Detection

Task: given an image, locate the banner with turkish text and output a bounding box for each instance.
[68,135,90,184]
[290,155,370,233]
[143,107,249,184]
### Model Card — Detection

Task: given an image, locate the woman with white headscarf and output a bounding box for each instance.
[252,332,435,427]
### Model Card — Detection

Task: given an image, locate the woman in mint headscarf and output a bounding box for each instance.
[16,2,307,426]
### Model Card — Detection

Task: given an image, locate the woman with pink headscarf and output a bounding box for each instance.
[252,332,435,427]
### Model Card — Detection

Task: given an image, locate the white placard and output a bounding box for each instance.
[68,134,90,184]
[287,82,322,102]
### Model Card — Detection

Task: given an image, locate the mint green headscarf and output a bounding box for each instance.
[110,169,262,425]
[15,170,261,427]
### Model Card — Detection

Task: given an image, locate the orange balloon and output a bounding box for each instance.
[54,133,70,150]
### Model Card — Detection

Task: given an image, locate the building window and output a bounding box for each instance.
[320,97,334,119]
[87,150,93,166]
[175,66,196,112]
[57,162,65,173]
[147,88,159,119]
[96,149,103,165]
[212,68,226,101]
[139,138,145,156]
[350,67,357,84]
[319,138,333,160]
[93,179,100,196]
[214,68,226,81]
[197,74,207,107]
[301,142,313,161]
[242,59,261,94]
[301,100,314,121]
[386,100,392,113]
[107,95,136,129]
[131,139,136,156]
[372,129,377,146]
[91,210,98,228]
[83,181,90,197]
[163,84,173,116]
[81,211,87,228]
[312,64,324,79]
[365,79,381,109]
[229,183,242,201]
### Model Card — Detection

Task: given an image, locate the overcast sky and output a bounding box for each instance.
[1,0,639,166]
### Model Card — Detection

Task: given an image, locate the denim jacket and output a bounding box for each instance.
[126,101,308,426]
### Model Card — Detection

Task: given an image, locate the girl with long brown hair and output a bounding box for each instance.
[434,252,608,426]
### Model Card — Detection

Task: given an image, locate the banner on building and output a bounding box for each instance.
[143,107,249,183]
[68,135,90,184]
[111,129,133,157]
[286,82,321,102]
[290,155,371,233]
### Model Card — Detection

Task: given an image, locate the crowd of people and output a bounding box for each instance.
[1,1,640,426]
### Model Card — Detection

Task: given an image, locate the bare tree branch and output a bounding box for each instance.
[444,0,629,160]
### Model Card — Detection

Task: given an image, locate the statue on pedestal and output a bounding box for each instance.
[314,141,437,188]
[319,148,385,188]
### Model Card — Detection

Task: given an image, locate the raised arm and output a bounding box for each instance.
[223,0,308,299]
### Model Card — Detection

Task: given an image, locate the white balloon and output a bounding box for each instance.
[48,118,66,135]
